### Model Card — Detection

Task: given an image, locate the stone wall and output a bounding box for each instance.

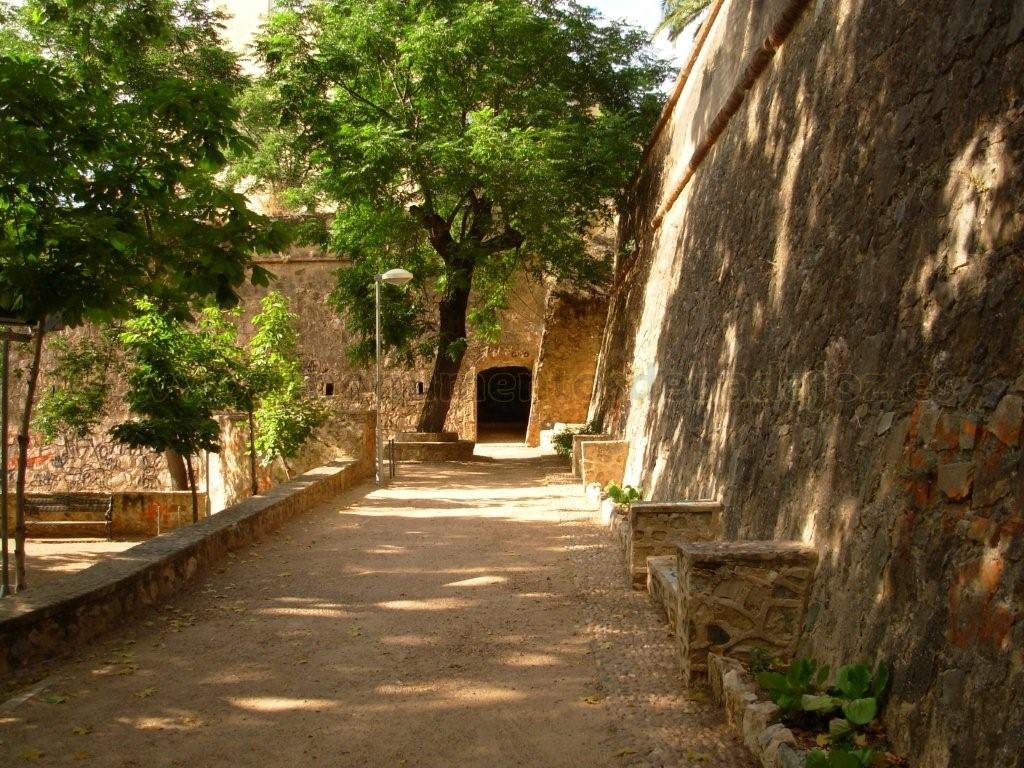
[525,288,609,446]
[590,1,1024,764]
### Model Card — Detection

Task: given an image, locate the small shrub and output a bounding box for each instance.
[806,746,883,768]
[756,658,829,717]
[603,482,643,506]
[551,419,602,458]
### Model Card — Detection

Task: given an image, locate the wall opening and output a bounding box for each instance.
[476,366,532,442]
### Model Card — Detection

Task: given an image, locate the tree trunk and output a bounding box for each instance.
[184,454,199,524]
[247,410,258,496]
[163,449,189,490]
[1,338,10,597]
[417,276,473,433]
[14,323,44,593]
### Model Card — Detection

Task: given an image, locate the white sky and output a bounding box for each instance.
[218,1,682,70]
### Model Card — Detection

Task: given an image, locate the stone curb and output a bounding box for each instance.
[0,459,370,677]
[707,653,806,768]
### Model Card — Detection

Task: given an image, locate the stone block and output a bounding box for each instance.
[623,501,722,588]
[675,541,817,685]
[578,439,628,487]
[571,433,617,477]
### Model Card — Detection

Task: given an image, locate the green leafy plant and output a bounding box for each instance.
[806,747,882,768]
[750,647,783,676]
[800,662,890,729]
[551,420,603,458]
[603,482,643,506]
[756,658,830,717]
[658,0,715,40]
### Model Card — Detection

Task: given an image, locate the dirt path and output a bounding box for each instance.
[0,444,749,767]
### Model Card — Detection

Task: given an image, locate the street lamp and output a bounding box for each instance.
[375,268,414,483]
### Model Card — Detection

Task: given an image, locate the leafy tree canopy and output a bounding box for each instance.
[240,0,669,429]
[0,0,285,326]
[657,0,713,41]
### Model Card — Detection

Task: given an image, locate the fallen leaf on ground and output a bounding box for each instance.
[134,687,158,699]
[18,747,44,762]
[71,725,92,736]
[44,694,67,704]
[614,748,637,757]
[583,694,604,704]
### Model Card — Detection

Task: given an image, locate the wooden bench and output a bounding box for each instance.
[621,501,723,588]
[24,494,114,539]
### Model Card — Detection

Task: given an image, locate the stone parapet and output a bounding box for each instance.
[579,439,628,488]
[0,459,370,677]
[675,541,817,684]
[623,501,722,588]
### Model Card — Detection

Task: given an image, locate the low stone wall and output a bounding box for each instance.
[579,439,628,488]
[676,541,817,684]
[708,653,803,768]
[7,492,206,538]
[623,501,722,587]
[0,459,370,677]
[391,440,476,462]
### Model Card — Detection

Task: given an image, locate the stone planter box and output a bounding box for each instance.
[622,501,722,588]
[708,653,805,768]
[578,439,628,489]
[571,433,616,477]
[390,439,476,462]
[676,541,817,684]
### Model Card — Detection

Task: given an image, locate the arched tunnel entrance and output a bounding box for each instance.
[476,366,532,442]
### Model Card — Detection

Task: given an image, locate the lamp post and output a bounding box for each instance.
[375,268,414,484]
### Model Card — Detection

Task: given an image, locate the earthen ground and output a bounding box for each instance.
[0,443,751,767]
[2,538,143,591]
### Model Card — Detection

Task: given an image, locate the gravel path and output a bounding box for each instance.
[0,444,750,767]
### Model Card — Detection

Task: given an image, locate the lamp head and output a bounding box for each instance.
[380,268,414,286]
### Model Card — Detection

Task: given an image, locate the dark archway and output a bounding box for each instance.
[476,366,532,442]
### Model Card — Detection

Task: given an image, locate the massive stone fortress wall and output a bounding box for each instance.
[591,1,1023,765]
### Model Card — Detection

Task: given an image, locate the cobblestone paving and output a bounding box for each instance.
[560,475,754,768]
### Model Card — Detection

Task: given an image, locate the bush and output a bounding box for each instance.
[603,482,643,506]
[551,419,602,458]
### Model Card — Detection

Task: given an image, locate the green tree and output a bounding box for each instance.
[246,293,326,479]
[0,0,284,589]
[241,0,668,431]
[657,0,714,40]
[35,294,325,505]
[111,302,238,522]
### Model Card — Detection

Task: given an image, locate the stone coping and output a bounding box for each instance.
[0,460,369,676]
[678,540,817,565]
[646,555,680,627]
[394,431,459,443]
[629,500,722,516]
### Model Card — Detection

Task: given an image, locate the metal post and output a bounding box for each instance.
[1,338,9,598]
[374,275,383,484]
